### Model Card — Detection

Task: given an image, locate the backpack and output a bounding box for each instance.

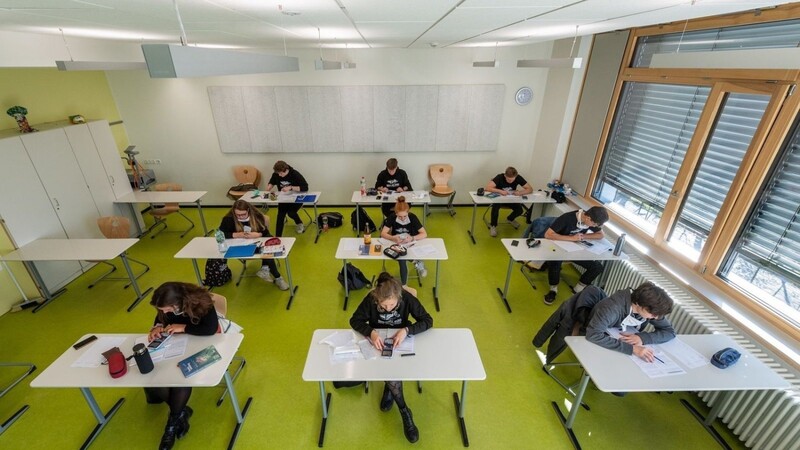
[337,263,372,290]
[204,259,232,287]
[350,207,377,233]
[317,212,344,228]
[226,183,259,200]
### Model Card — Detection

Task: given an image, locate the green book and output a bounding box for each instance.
[178,345,222,378]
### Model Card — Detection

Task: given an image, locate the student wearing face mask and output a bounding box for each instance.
[375,158,413,217]
[381,196,428,287]
[585,282,675,362]
[542,206,609,305]
[485,166,534,236]
[266,160,309,236]
[219,200,289,290]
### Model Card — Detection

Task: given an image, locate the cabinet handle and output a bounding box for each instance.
[109,175,115,185]
[53,198,60,208]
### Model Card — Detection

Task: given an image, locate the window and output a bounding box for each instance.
[721,116,800,324]
[593,82,710,235]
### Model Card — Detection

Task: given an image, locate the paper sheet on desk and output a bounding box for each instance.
[376,329,415,352]
[71,337,126,368]
[631,349,686,378]
[410,244,436,258]
[658,337,708,368]
[321,330,357,348]
[553,241,583,252]
[226,238,259,246]
[585,241,614,255]
[132,335,188,364]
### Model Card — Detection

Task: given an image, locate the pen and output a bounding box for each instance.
[653,356,665,364]
[401,353,415,357]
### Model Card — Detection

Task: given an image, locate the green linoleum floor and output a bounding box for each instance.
[0,205,744,449]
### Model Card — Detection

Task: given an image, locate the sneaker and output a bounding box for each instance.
[489,226,498,237]
[507,220,520,230]
[257,267,274,283]
[413,260,428,278]
[274,277,290,291]
[544,291,557,306]
[295,223,305,234]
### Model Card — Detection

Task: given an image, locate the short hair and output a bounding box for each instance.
[631,282,673,317]
[371,272,403,305]
[386,158,398,170]
[504,167,518,178]
[273,160,289,173]
[585,206,609,226]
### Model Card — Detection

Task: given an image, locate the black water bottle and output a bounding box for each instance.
[132,343,154,374]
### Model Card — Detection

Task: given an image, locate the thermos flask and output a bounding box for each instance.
[132,343,154,374]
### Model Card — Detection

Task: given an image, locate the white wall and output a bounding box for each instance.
[106,43,588,205]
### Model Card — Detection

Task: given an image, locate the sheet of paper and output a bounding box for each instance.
[411,191,428,200]
[584,240,614,255]
[359,339,380,360]
[71,337,126,368]
[226,238,258,246]
[321,330,356,348]
[553,240,583,252]
[377,329,415,352]
[131,334,188,364]
[658,337,709,369]
[410,244,437,258]
[631,348,686,378]
[342,240,361,252]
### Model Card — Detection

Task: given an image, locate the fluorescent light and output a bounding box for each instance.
[517,57,583,69]
[473,60,498,68]
[141,44,299,78]
[56,60,147,71]
[315,59,342,70]
[650,48,800,69]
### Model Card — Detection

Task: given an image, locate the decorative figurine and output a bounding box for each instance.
[6,105,36,133]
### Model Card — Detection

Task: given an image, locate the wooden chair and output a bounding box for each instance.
[148,183,195,239]
[428,164,456,217]
[227,165,261,201]
[88,216,150,289]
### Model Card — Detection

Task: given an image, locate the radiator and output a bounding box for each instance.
[597,255,800,450]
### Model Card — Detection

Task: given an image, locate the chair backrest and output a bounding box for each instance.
[429,164,453,188]
[211,292,228,318]
[97,216,131,239]
[153,183,182,208]
[232,166,260,186]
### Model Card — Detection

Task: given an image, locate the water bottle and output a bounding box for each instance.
[613,233,626,256]
[322,215,329,232]
[215,229,227,252]
[132,343,154,374]
[360,176,366,196]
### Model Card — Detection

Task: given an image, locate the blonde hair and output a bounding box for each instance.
[226,200,268,234]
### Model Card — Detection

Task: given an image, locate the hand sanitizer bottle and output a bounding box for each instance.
[360,176,366,196]
[215,229,227,252]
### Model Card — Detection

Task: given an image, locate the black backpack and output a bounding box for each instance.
[350,207,377,233]
[337,263,372,290]
[204,259,232,287]
[317,212,344,228]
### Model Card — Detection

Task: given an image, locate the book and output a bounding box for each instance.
[294,194,317,203]
[224,244,257,258]
[178,345,222,378]
[358,244,370,255]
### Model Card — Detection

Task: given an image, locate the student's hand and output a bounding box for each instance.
[395,187,403,192]
[619,333,643,346]
[148,326,166,342]
[632,345,655,362]
[281,186,292,192]
[164,324,186,335]
[370,330,383,350]
[499,190,509,196]
[392,328,408,348]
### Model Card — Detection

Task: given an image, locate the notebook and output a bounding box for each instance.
[224,244,257,258]
[178,345,222,378]
[294,194,317,203]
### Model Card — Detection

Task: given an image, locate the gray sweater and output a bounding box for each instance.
[585,289,675,355]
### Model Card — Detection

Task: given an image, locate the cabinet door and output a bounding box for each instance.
[65,124,118,218]
[21,128,102,239]
[0,136,81,291]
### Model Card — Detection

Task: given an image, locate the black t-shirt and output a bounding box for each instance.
[382,213,423,237]
[549,210,602,237]
[268,167,308,192]
[375,168,412,191]
[219,216,272,239]
[491,174,528,192]
[349,290,433,337]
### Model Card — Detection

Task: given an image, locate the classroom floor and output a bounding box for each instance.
[0,205,744,449]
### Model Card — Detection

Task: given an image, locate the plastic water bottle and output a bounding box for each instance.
[360,176,366,196]
[322,215,329,232]
[215,229,227,252]
[613,233,626,256]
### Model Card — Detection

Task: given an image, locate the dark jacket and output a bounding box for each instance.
[349,290,433,338]
[533,286,607,363]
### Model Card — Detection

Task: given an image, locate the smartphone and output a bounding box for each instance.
[522,195,528,200]
[147,333,171,351]
[73,335,97,350]
[381,338,394,357]
[511,240,519,247]
[579,240,594,247]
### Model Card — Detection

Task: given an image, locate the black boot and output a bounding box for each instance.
[399,406,419,443]
[380,385,394,412]
[159,409,191,450]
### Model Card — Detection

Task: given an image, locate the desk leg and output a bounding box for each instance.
[0,405,28,436]
[284,257,299,310]
[196,200,210,235]
[120,253,153,312]
[28,261,66,313]
[355,203,361,236]
[0,362,36,436]
[495,257,514,313]
[433,260,441,312]
[552,370,590,450]
[680,394,733,450]
[313,203,322,244]
[467,203,478,244]
[223,371,253,450]
[128,203,144,236]
[79,387,124,450]
[342,260,350,310]
[317,381,332,447]
[191,259,204,286]
[452,381,471,447]
[422,203,427,227]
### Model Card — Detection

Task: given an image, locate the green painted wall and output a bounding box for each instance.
[0,68,126,313]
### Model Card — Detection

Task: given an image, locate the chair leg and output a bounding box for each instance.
[0,362,36,398]
[88,261,117,288]
[216,356,246,407]
[148,217,168,238]
[447,192,456,216]
[177,211,196,238]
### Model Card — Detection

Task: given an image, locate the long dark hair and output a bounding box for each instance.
[150,282,214,325]
[225,199,268,233]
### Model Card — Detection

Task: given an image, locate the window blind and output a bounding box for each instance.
[596,82,710,210]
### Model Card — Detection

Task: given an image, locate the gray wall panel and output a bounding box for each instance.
[467,85,505,151]
[308,87,344,153]
[373,86,405,153]
[242,86,281,153]
[208,86,252,153]
[405,86,438,152]
[340,86,373,153]
[436,85,470,152]
[274,86,312,153]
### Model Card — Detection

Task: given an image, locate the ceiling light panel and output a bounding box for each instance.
[419,5,558,45]
[344,0,454,22]
[461,0,574,7]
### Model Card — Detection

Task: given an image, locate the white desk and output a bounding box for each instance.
[467,191,554,244]
[115,190,209,236]
[174,237,299,309]
[557,334,790,449]
[302,328,485,447]
[351,190,432,234]
[31,333,251,450]
[1,238,151,312]
[240,190,322,242]
[334,237,448,311]
[497,238,627,313]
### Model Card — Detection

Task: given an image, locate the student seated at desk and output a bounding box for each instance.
[585,282,675,362]
[266,160,309,236]
[145,282,221,450]
[349,272,433,443]
[485,166,533,237]
[542,207,609,306]
[381,196,428,287]
[375,157,413,218]
[219,200,289,291]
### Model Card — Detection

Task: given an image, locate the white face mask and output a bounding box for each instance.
[172,306,185,316]
[620,308,645,329]
[396,216,411,225]
[237,215,250,223]
[576,211,589,230]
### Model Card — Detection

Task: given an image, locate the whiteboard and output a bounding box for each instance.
[208,84,504,153]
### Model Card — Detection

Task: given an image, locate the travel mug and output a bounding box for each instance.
[132,343,154,374]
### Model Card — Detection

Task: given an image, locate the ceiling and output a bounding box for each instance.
[0,0,793,50]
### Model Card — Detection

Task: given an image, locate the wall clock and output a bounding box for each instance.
[515,87,533,106]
